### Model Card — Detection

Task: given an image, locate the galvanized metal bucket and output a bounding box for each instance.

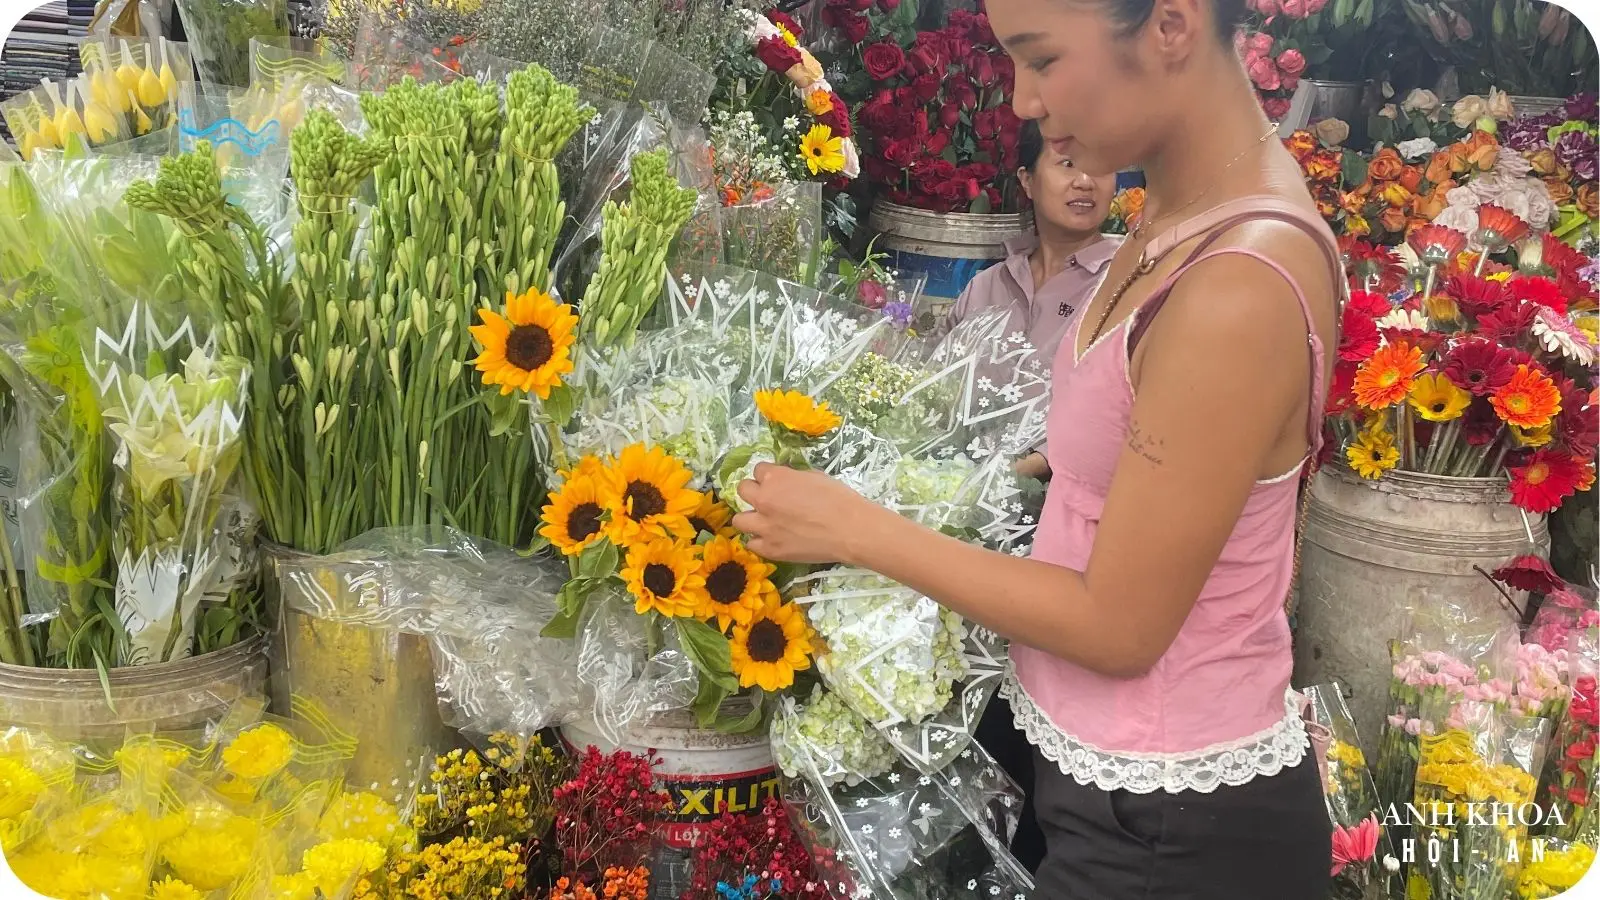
[1293,465,1545,759]
[0,636,267,741]
[869,199,1030,314]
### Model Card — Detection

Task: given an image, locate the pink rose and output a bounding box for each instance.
[1248,0,1282,15]
[1276,49,1306,78]
[1247,56,1281,91]
[1244,31,1274,55]
[1305,0,1329,12]
[1281,0,1309,16]
[1263,97,1292,119]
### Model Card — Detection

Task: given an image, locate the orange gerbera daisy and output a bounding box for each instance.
[1489,364,1562,429]
[1352,342,1426,410]
[1407,224,1468,267]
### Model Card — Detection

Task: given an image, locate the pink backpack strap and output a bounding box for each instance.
[1126,200,1340,454]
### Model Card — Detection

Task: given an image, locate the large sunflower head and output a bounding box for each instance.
[755,389,842,439]
[469,288,579,399]
[620,538,708,619]
[538,475,607,556]
[600,444,702,547]
[698,536,776,632]
[687,493,736,541]
[730,596,816,692]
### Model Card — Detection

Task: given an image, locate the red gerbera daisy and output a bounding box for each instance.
[1342,240,1407,293]
[1559,384,1599,452]
[1490,554,1564,594]
[1443,339,1518,397]
[1382,328,1444,355]
[1507,274,1569,315]
[1478,301,1540,343]
[1461,399,1503,447]
[1408,224,1469,266]
[1540,232,1588,280]
[1508,449,1586,513]
[1444,274,1512,319]
[1327,360,1358,415]
[1347,289,1392,319]
[1339,306,1381,361]
[1476,205,1532,247]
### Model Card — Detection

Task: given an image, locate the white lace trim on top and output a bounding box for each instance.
[1000,663,1309,795]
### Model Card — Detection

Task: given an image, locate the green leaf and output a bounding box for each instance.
[576,540,620,579]
[1340,151,1368,190]
[715,689,768,734]
[541,603,583,639]
[675,618,738,692]
[520,534,553,558]
[969,192,993,215]
[693,676,731,728]
[543,384,578,428]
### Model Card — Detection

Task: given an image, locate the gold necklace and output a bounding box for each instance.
[1084,123,1280,348]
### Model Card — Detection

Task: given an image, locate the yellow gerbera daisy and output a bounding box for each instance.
[539,475,608,556]
[1406,372,1470,422]
[469,287,579,399]
[730,595,816,692]
[600,444,702,547]
[1511,422,1554,448]
[798,125,845,176]
[687,492,737,540]
[621,538,708,619]
[698,536,776,632]
[1347,428,1400,480]
[755,389,842,438]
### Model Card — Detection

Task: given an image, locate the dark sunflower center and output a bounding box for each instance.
[705,562,749,606]
[746,620,787,663]
[566,502,603,543]
[688,517,711,537]
[505,324,554,371]
[643,563,677,598]
[624,482,667,521]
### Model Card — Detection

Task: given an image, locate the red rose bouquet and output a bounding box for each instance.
[821,1,1023,213]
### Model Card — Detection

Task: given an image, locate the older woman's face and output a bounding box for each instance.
[988,0,1177,177]
[1023,143,1118,235]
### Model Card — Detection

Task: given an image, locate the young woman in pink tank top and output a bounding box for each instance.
[732,0,1342,895]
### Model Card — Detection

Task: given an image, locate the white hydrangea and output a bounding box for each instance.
[716,436,779,513]
[1396,137,1438,160]
[569,375,731,474]
[810,574,970,725]
[892,455,979,529]
[773,687,898,786]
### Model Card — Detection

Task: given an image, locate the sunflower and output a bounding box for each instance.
[698,536,776,632]
[729,596,816,692]
[469,288,579,399]
[799,125,846,176]
[1490,364,1562,429]
[1353,341,1426,410]
[620,538,708,619]
[755,389,842,437]
[1407,373,1471,422]
[1346,428,1400,480]
[600,444,702,547]
[539,475,608,556]
[687,493,736,540]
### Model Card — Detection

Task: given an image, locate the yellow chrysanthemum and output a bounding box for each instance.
[539,475,608,556]
[698,536,776,632]
[599,444,702,547]
[798,125,845,176]
[318,790,413,850]
[730,595,816,692]
[270,873,317,900]
[755,389,842,438]
[687,492,736,540]
[161,809,258,890]
[1407,372,1471,422]
[1347,428,1400,479]
[302,838,387,898]
[469,288,579,399]
[151,876,205,900]
[221,723,294,780]
[0,755,45,818]
[775,22,799,46]
[621,538,708,619]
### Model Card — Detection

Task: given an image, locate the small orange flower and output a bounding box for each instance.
[804,88,833,116]
[1578,182,1598,219]
[1380,182,1414,209]
[1545,178,1574,206]
[1424,151,1454,185]
[1379,207,1409,234]
[1306,151,1342,183]
[1353,341,1426,409]
[1286,130,1317,162]
[1414,185,1451,221]
[1344,214,1372,238]
[1527,148,1558,176]
[1398,167,1424,193]
[721,187,742,206]
[1490,364,1562,429]
[1340,190,1369,216]
[1462,130,1499,172]
[1368,147,1405,182]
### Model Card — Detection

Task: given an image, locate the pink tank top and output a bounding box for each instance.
[1001,197,1342,795]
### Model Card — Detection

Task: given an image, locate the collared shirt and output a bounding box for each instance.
[941,232,1123,367]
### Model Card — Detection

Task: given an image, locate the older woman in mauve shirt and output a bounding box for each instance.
[941,121,1121,481]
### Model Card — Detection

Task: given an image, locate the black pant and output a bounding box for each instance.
[1032,752,1331,899]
